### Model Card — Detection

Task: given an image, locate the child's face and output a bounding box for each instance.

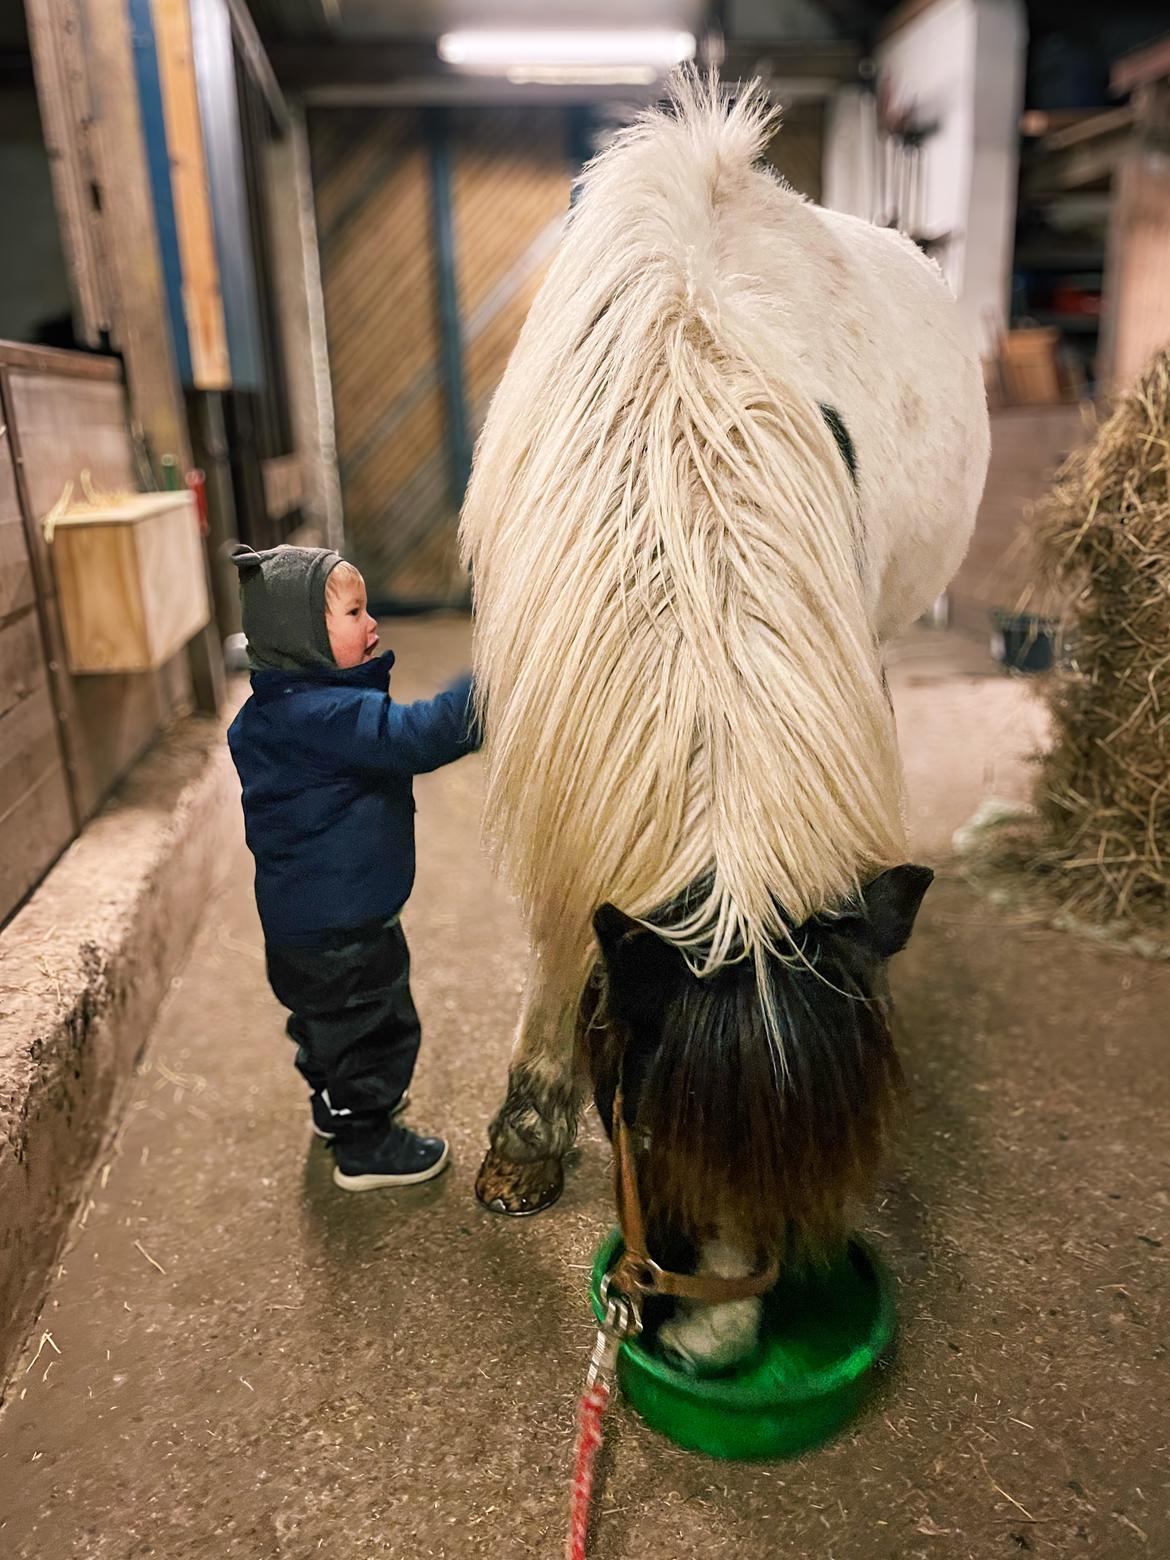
[326,569,379,668]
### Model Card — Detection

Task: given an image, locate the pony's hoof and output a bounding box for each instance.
[475,1149,563,1216]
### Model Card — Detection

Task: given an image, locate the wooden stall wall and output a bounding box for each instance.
[311,108,443,602]
[453,109,570,459]
[310,106,569,606]
[0,411,74,924]
[0,343,193,925]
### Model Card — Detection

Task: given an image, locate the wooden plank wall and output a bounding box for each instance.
[453,110,569,449]
[0,423,74,924]
[312,108,443,600]
[310,106,569,604]
[0,346,193,924]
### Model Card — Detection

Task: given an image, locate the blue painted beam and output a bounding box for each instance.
[425,107,471,510]
[566,104,595,206]
[128,0,193,386]
[190,0,265,391]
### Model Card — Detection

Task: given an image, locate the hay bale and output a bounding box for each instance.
[999,349,1170,930]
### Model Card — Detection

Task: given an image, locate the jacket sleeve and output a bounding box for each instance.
[350,672,482,777]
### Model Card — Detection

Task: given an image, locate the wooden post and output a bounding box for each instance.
[292,106,345,553]
[1100,82,1170,393]
[222,0,289,135]
[150,0,232,389]
[82,0,190,466]
[263,106,346,553]
[22,0,109,347]
[79,0,224,712]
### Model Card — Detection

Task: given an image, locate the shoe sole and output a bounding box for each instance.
[332,1144,450,1191]
[312,1093,410,1141]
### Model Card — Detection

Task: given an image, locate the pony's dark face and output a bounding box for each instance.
[585,866,933,1254]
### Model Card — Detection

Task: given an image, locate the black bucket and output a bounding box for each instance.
[991,612,1058,674]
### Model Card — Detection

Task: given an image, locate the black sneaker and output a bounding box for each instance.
[310,1090,410,1140]
[332,1123,449,1191]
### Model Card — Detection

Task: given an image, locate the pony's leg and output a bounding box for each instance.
[475,954,587,1216]
[657,1240,764,1372]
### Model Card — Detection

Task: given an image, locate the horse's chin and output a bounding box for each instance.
[658,1294,763,1375]
[655,1237,766,1374]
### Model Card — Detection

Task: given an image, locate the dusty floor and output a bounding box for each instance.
[0,620,1166,1560]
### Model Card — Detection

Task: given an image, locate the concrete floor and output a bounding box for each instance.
[1,620,1166,1560]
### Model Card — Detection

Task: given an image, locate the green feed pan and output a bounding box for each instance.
[589,1229,896,1460]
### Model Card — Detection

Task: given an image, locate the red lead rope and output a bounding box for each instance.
[565,1380,611,1560]
[566,1289,640,1560]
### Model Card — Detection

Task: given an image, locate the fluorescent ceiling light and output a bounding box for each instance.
[505,64,658,86]
[438,29,696,70]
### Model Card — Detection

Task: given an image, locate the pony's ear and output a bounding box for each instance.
[857,865,934,957]
[592,903,642,961]
[593,904,689,1024]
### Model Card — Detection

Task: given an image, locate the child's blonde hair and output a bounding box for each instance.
[325,559,364,608]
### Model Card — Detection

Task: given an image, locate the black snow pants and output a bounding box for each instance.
[265,917,419,1118]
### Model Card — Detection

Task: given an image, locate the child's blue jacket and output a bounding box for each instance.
[227,651,478,945]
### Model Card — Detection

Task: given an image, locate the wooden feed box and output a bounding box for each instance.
[49,491,210,674]
[999,328,1062,407]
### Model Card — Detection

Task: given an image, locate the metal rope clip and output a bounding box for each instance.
[586,1291,642,1392]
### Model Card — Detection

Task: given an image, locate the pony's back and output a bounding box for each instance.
[461,76,966,1023]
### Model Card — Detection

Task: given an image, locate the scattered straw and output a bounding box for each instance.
[1115,1513,1149,1544]
[978,1451,1036,1523]
[41,471,139,543]
[24,1332,60,1375]
[37,957,63,1007]
[968,350,1170,937]
[133,1240,167,1276]
[155,1060,207,1095]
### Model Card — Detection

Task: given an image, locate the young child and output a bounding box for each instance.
[226,543,480,1190]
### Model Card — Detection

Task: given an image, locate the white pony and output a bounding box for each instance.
[461,75,988,1366]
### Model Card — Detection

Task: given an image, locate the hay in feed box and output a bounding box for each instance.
[984,349,1170,936]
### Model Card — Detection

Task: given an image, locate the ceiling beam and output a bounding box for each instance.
[270,37,435,90]
[723,41,862,83]
[270,37,862,98]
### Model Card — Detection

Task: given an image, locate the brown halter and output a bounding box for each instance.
[607,1091,780,1305]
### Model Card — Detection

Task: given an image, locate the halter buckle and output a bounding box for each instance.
[586,1292,642,1390]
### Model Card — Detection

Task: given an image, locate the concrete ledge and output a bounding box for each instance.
[0,709,238,1381]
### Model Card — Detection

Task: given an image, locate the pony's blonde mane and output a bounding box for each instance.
[461,74,907,1033]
